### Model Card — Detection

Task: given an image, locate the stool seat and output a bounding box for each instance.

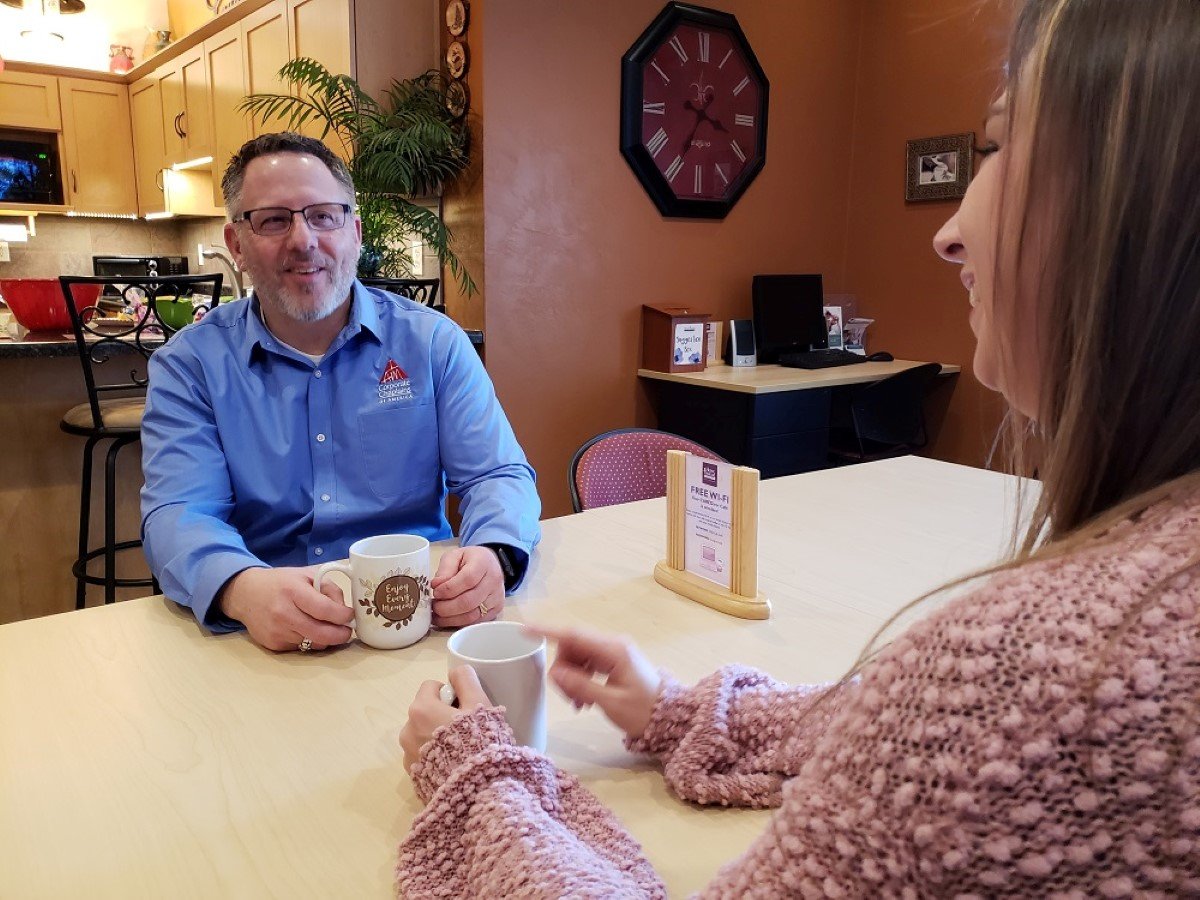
[60,398,146,436]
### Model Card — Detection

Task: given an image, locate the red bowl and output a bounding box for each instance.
[0,279,103,332]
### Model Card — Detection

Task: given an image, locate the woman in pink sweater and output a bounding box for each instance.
[397,0,1200,895]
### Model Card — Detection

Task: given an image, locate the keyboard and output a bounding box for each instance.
[777,349,870,369]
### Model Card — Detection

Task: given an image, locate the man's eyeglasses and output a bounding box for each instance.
[237,203,353,236]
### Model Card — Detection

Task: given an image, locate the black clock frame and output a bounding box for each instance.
[620,2,769,220]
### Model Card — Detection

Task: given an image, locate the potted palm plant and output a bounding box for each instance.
[240,59,475,293]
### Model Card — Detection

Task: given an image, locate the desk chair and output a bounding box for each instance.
[569,428,727,513]
[59,274,223,608]
[360,278,443,313]
[828,362,942,463]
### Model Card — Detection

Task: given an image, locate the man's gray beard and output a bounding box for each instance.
[274,264,357,323]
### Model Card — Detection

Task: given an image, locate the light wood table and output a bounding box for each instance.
[0,456,1023,898]
[638,359,961,394]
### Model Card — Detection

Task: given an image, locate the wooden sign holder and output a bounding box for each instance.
[653,450,771,619]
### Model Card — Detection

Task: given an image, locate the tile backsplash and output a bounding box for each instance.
[0,216,227,281]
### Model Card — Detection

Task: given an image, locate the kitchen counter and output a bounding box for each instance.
[0,329,163,360]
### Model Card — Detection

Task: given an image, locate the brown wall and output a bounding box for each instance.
[841,0,1014,465]
[482,0,866,518]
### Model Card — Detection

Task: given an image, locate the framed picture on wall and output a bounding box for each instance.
[905,133,974,202]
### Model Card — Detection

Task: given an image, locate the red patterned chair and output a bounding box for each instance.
[568,428,727,513]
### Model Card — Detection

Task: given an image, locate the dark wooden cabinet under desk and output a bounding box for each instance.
[638,361,959,479]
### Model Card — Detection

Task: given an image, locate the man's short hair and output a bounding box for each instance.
[221,132,355,219]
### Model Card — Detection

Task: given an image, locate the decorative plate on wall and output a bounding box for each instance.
[620,2,769,219]
[446,40,468,79]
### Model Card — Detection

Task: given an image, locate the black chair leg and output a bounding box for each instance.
[75,435,100,610]
[103,437,125,605]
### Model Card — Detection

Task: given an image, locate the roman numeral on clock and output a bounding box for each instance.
[732,76,751,96]
[646,128,669,157]
[643,101,665,115]
[694,165,703,193]
[714,164,730,186]
[668,36,687,63]
[665,155,684,182]
[731,139,746,162]
[718,49,733,69]
[698,32,710,63]
[651,61,670,84]
[734,114,754,127]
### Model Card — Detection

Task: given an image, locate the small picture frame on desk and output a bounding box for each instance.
[823,305,844,350]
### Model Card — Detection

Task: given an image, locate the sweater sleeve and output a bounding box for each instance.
[626,665,850,809]
[396,708,666,899]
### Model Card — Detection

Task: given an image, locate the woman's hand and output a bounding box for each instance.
[399,664,492,772]
[526,624,663,741]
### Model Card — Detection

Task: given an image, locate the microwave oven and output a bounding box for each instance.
[0,129,63,205]
[92,256,190,278]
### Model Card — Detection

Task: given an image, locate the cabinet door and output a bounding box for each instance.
[179,48,212,161]
[0,71,61,130]
[287,0,351,156]
[206,28,249,208]
[159,65,185,165]
[58,79,138,216]
[130,76,167,217]
[242,0,291,137]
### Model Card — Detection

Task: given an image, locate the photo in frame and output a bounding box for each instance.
[905,133,974,202]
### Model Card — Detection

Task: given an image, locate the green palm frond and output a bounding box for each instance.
[240,60,473,294]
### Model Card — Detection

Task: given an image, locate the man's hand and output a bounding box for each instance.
[431,546,504,628]
[218,566,355,652]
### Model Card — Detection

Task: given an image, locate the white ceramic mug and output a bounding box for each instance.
[440,621,547,751]
[314,534,432,650]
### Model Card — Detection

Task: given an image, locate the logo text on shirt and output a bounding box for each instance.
[378,358,414,404]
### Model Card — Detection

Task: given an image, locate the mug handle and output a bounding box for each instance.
[314,561,353,602]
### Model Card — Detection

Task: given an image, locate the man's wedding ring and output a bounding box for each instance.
[299,637,313,652]
[478,602,489,617]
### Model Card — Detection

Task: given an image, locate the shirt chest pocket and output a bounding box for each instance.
[358,403,441,501]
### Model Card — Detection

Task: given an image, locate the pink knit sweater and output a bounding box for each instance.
[397,496,1200,898]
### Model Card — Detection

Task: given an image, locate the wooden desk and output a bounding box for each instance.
[0,457,1019,898]
[639,361,961,477]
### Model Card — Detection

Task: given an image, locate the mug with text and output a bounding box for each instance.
[440,621,547,751]
[315,534,432,650]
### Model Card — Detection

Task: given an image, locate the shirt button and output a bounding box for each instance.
[314,547,324,557]
[321,493,330,502]
[316,433,326,443]
[314,369,322,378]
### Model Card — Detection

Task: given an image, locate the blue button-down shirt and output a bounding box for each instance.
[140,282,540,631]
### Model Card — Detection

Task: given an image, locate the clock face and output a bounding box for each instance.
[621,4,769,219]
[640,23,762,201]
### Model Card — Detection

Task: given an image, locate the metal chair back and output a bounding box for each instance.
[60,274,223,431]
[360,278,443,313]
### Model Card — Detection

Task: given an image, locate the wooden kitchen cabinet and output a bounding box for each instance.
[0,70,61,130]
[205,27,250,205]
[130,76,167,216]
[158,45,212,166]
[241,0,291,138]
[58,78,138,216]
[287,0,351,156]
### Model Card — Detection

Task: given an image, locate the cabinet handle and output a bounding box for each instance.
[155,169,164,191]
[174,112,184,138]
[71,169,77,193]
[179,112,188,138]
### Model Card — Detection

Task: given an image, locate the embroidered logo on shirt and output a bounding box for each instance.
[378,358,414,403]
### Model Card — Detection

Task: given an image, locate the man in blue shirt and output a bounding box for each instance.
[141,132,540,652]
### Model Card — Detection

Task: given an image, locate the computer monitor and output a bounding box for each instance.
[751,274,827,363]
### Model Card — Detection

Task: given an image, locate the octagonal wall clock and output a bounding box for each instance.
[620,2,769,220]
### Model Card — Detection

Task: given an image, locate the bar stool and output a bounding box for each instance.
[59,274,223,608]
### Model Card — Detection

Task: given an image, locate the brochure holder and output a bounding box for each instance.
[653,450,771,620]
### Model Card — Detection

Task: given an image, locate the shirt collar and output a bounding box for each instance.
[244,280,381,366]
